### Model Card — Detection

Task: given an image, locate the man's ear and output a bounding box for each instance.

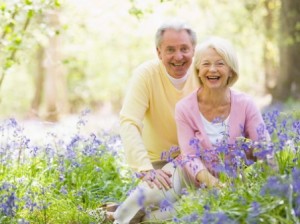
[156,47,162,60]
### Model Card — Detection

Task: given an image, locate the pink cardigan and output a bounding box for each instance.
[175,88,268,186]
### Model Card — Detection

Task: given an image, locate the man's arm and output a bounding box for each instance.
[120,64,172,189]
[120,70,153,172]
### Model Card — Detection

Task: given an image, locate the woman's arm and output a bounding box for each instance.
[175,103,218,187]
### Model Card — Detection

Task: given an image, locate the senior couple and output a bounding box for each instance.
[101,20,269,223]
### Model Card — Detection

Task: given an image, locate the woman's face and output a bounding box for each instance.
[198,48,232,90]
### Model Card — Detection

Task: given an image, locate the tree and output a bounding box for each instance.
[0,0,60,91]
[273,0,300,102]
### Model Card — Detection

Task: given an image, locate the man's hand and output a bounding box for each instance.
[141,169,172,190]
[196,169,223,188]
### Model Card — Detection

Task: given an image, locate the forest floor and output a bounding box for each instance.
[12,110,120,144]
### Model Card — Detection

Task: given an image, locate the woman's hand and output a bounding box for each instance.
[140,169,172,190]
[196,169,223,188]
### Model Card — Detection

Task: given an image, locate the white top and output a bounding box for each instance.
[200,112,229,146]
[166,73,189,89]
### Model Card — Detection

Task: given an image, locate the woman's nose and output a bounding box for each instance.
[209,64,217,72]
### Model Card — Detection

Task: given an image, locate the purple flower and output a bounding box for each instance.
[292,168,300,193]
[246,201,261,224]
[201,211,234,224]
[256,123,267,141]
[180,188,189,196]
[0,192,18,217]
[181,212,199,222]
[292,120,300,135]
[23,194,37,212]
[261,176,289,199]
[159,199,173,212]
[294,195,300,217]
[136,187,145,207]
[189,137,201,157]
[60,185,68,195]
[204,204,210,210]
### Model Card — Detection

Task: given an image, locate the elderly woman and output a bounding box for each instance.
[175,36,270,188]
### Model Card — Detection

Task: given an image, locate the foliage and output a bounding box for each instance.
[0,0,284,118]
[0,110,136,223]
[0,0,60,89]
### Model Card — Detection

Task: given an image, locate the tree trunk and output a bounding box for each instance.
[263,0,279,95]
[29,44,45,118]
[273,0,300,102]
[44,10,69,122]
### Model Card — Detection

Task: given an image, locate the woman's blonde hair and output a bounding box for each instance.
[194,36,239,87]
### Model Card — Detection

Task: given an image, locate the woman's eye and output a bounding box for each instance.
[181,47,189,53]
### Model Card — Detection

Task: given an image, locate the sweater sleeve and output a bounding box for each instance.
[175,101,206,185]
[245,98,270,141]
[119,67,154,172]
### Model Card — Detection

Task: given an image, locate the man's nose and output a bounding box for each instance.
[173,51,184,60]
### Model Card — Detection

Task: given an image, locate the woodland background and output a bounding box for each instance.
[0,0,300,123]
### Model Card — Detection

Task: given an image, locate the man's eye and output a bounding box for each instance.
[166,48,175,53]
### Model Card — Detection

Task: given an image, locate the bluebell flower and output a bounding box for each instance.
[172,217,181,223]
[292,120,300,135]
[136,187,145,207]
[159,199,173,212]
[294,195,300,217]
[246,201,261,224]
[204,204,210,210]
[181,188,189,196]
[181,212,199,222]
[292,168,300,194]
[23,194,37,212]
[0,192,18,217]
[201,211,234,224]
[76,109,91,128]
[261,176,289,199]
[189,137,201,157]
[60,185,68,195]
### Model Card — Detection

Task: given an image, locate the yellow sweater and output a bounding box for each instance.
[120,59,200,172]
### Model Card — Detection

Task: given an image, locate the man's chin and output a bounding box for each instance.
[171,73,186,79]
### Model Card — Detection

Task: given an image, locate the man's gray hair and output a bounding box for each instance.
[155,20,197,48]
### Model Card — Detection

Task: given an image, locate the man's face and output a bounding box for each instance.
[156,29,195,79]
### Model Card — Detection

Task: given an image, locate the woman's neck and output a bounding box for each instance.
[198,87,231,106]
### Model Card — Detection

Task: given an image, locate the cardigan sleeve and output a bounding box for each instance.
[175,101,206,186]
[244,98,270,141]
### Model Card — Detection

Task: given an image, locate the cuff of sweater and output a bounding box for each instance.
[184,160,205,187]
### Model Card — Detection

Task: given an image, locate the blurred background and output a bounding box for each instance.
[0,0,299,126]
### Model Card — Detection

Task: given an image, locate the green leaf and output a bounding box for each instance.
[25,0,33,5]
[0,3,6,11]
[4,59,14,69]
[55,0,61,7]
[27,9,34,18]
